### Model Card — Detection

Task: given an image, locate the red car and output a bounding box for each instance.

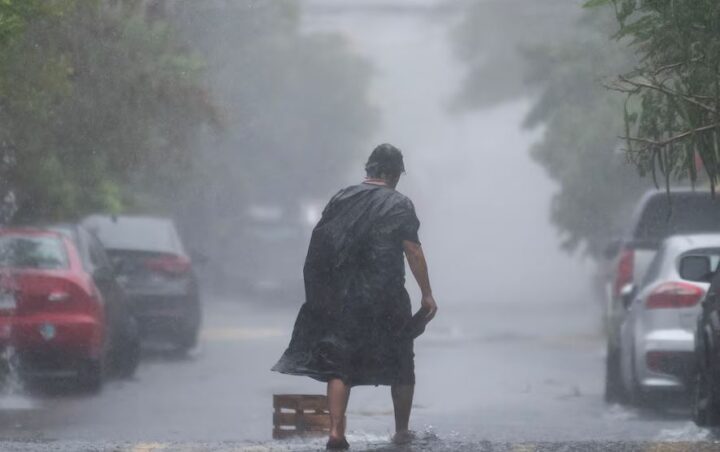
[0,226,140,391]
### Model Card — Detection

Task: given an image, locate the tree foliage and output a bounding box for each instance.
[170,1,376,204]
[0,0,217,222]
[524,9,649,255]
[453,1,648,256]
[165,1,377,259]
[590,0,720,194]
[451,0,579,109]
[0,0,68,44]
[0,0,376,288]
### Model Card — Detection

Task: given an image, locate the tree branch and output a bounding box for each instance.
[620,123,719,148]
[616,75,717,113]
[653,61,684,75]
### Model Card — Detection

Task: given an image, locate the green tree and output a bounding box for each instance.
[165,1,377,262]
[451,0,579,109]
[171,1,376,204]
[588,0,720,194]
[454,1,648,256]
[523,10,648,256]
[0,0,217,222]
[0,0,66,44]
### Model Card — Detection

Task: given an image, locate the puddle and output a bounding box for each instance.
[0,394,35,411]
[655,421,710,441]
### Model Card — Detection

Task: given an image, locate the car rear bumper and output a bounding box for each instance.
[0,313,102,352]
[637,329,695,390]
[0,313,103,378]
[128,294,199,338]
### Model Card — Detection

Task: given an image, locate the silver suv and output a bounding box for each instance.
[617,234,720,404]
[605,189,720,402]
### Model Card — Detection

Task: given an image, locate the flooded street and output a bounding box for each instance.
[0,295,714,450]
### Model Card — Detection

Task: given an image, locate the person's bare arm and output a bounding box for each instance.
[403,240,437,321]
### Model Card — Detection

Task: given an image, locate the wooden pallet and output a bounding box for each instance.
[273,394,340,439]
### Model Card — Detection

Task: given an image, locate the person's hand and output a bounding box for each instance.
[421,294,437,322]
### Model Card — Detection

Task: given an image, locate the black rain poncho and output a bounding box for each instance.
[272,182,420,387]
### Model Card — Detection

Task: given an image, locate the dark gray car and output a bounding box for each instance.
[82,215,201,351]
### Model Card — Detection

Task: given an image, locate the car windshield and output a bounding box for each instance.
[0,235,68,270]
[633,195,720,244]
[83,217,183,254]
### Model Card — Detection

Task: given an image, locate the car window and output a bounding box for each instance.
[0,235,68,270]
[678,248,720,279]
[84,216,184,254]
[84,229,112,270]
[49,225,91,271]
[633,194,720,244]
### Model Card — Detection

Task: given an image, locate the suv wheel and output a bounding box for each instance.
[693,361,720,426]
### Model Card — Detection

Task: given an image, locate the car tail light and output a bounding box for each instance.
[613,248,634,298]
[646,281,704,309]
[145,255,191,275]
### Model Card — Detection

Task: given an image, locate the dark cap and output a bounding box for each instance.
[365,143,405,175]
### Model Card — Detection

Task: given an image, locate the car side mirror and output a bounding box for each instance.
[620,283,636,309]
[680,255,715,283]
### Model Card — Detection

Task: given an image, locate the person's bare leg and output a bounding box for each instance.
[327,378,351,441]
[391,384,414,442]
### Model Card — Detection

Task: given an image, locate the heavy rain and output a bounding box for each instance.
[0,0,718,451]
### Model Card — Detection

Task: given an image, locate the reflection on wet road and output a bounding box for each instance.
[0,296,718,450]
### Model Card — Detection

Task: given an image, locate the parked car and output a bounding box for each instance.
[616,234,720,405]
[691,258,720,425]
[0,226,140,391]
[210,202,316,300]
[82,215,201,351]
[605,189,720,402]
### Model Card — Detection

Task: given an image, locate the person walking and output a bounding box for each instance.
[272,143,437,450]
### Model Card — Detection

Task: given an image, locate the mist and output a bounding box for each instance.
[6,0,711,449]
[302,0,592,305]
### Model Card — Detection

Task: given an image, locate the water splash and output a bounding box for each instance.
[655,422,710,442]
[0,346,34,411]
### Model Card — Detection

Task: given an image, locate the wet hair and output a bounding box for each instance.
[365,143,405,178]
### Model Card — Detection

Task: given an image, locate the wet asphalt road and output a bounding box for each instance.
[0,294,719,451]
